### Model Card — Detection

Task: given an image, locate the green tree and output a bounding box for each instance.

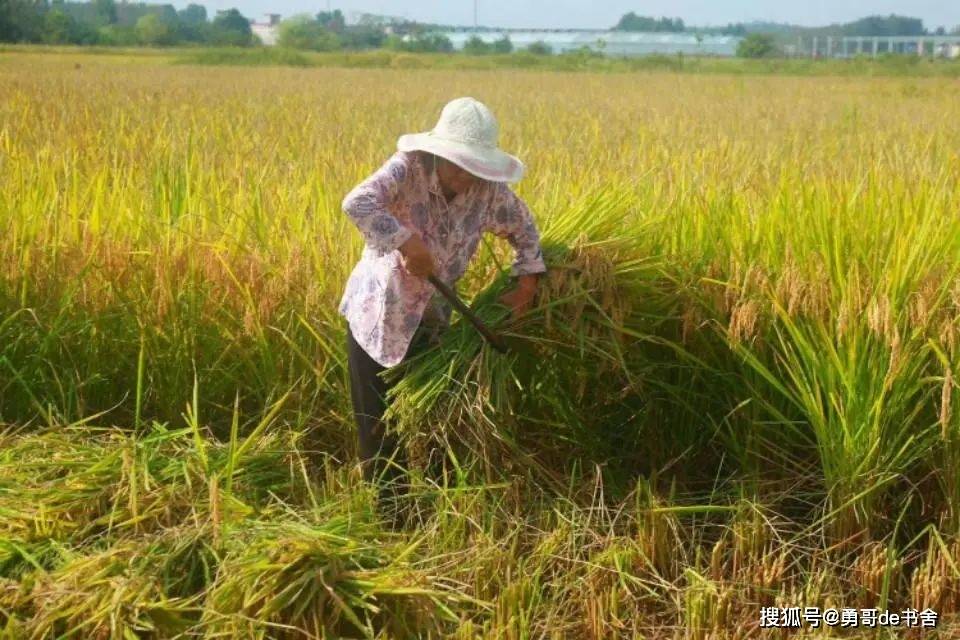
[316,9,344,32]
[526,40,552,55]
[71,18,99,43]
[42,9,75,43]
[384,33,404,50]
[177,4,207,42]
[492,35,512,53]
[277,15,340,51]
[155,5,179,28]
[41,4,97,44]
[135,12,175,45]
[463,35,491,54]
[97,23,138,45]
[842,14,925,37]
[396,33,452,53]
[340,24,384,49]
[178,4,206,25]
[210,8,252,46]
[0,0,46,42]
[93,0,116,25]
[615,13,685,32]
[721,23,747,36]
[736,33,778,58]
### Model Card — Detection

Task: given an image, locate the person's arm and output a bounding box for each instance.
[342,153,412,253]
[342,152,434,276]
[486,184,547,316]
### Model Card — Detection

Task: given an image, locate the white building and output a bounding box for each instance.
[251,14,281,46]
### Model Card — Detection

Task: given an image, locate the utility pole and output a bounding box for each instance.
[474,0,478,29]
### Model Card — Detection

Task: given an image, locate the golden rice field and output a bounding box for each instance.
[1,51,960,638]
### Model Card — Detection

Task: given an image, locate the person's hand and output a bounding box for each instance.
[499,274,539,318]
[399,234,436,278]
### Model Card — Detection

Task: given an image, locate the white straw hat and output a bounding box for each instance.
[397,97,525,183]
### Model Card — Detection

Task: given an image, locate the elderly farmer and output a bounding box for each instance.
[339,97,546,500]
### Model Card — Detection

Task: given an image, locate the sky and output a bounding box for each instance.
[190,1,960,31]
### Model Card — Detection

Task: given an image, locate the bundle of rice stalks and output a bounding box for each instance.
[17,531,206,638]
[0,421,300,546]
[385,236,674,482]
[0,536,63,582]
[204,516,462,638]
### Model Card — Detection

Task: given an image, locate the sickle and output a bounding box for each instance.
[427,275,508,353]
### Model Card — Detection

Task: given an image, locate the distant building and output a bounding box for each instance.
[933,41,959,58]
[808,34,960,59]
[439,29,742,57]
[251,14,281,46]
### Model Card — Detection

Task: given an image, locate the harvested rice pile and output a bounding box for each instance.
[386,235,675,481]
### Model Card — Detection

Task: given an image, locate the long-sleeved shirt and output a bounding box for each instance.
[339,150,546,367]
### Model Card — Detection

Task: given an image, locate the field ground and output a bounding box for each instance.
[1,50,960,637]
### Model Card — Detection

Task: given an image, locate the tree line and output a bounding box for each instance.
[0,3,550,53]
[0,0,254,46]
[275,11,556,55]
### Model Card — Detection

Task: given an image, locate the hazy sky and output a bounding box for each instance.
[191,1,960,30]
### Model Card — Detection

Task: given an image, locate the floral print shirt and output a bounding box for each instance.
[339,150,546,367]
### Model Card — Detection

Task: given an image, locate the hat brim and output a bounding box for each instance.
[397,132,525,183]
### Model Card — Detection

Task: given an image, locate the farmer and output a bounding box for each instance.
[339,97,546,509]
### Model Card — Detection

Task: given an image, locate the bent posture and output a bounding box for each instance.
[339,97,546,507]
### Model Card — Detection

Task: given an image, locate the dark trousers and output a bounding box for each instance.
[347,326,432,488]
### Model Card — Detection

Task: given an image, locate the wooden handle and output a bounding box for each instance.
[427,275,508,353]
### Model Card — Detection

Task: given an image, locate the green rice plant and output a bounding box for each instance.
[20,534,204,638]
[931,346,960,535]
[682,568,725,640]
[486,574,545,639]
[204,516,461,638]
[734,296,941,541]
[0,419,300,546]
[580,540,647,638]
[0,537,64,581]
